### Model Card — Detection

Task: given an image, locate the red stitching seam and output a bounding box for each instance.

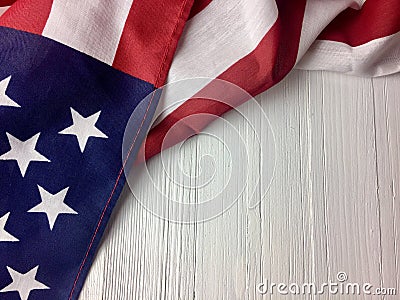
[68,1,189,298]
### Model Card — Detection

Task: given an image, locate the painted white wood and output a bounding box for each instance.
[80,70,400,299]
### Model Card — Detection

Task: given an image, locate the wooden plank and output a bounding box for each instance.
[371,74,400,292]
[81,70,400,299]
[318,71,382,298]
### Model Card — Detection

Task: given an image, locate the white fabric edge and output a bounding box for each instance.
[296,31,400,77]
[296,0,366,63]
[0,6,9,16]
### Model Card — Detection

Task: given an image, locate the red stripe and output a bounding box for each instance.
[188,0,212,19]
[112,0,194,87]
[0,0,52,34]
[318,0,400,46]
[141,0,307,160]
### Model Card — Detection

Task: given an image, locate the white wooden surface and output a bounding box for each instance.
[80,70,400,299]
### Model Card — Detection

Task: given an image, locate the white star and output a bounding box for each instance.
[59,108,108,152]
[0,212,19,242]
[0,133,50,177]
[28,185,77,230]
[0,76,20,108]
[0,266,49,300]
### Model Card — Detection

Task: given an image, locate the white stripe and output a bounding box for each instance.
[42,0,133,65]
[296,0,366,63]
[296,32,400,77]
[154,0,279,124]
[0,6,9,16]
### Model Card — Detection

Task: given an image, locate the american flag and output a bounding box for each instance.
[0,0,399,299]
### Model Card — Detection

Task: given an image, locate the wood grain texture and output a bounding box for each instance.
[80,70,400,299]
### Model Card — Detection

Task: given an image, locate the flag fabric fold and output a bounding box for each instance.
[0,0,399,299]
[143,0,400,160]
[0,1,193,299]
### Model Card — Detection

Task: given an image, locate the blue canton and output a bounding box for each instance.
[0,27,158,299]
